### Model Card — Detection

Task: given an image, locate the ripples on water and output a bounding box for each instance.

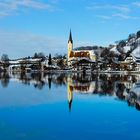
[0,72,140,140]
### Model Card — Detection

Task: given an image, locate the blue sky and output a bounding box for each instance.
[0,0,140,58]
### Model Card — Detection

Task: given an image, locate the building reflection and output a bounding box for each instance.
[0,71,140,112]
[66,73,140,112]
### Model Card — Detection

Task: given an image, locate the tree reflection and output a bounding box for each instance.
[100,80,114,95]
[48,76,52,89]
[1,72,140,112]
[116,83,126,100]
[66,73,140,112]
[0,72,9,88]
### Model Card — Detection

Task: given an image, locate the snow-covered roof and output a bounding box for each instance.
[123,46,131,53]
[110,46,121,55]
[9,61,19,64]
[73,50,95,54]
[29,58,42,62]
[132,45,140,58]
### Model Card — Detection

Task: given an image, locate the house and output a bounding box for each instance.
[119,56,136,71]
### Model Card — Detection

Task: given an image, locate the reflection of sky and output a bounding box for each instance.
[0,93,140,140]
[1,76,140,139]
[0,81,67,107]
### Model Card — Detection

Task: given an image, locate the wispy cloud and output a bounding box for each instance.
[86,3,140,20]
[17,0,52,9]
[96,15,111,20]
[86,4,130,13]
[112,13,139,20]
[0,30,66,58]
[132,2,140,7]
[0,0,57,17]
[97,13,139,20]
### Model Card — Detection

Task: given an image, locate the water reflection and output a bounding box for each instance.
[0,72,140,111]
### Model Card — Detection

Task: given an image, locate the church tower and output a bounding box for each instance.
[68,30,73,66]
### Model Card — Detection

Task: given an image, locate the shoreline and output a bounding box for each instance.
[1,69,140,74]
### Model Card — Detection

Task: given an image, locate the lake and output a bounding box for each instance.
[0,72,140,140]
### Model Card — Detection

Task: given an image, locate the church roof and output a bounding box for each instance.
[69,51,90,58]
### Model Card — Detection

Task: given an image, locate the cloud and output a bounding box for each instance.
[112,13,139,20]
[86,3,140,20]
[96,15,111,20]
[0,0,57,17]
[112,13,130,19]
[86,4,130,13]
[132,2,140,7]
[0,30,66,58]
[15,0,53,9]
[96,13,139,20]
[94,13,139,20]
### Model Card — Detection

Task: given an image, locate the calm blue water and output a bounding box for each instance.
[0,73,140,140]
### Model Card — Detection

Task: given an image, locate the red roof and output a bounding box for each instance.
[70,51,90,58]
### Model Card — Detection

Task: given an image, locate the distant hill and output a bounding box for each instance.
[74,46,103,51]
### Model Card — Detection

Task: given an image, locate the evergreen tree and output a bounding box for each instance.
[48,54,52,65]
[137,30,140,38]
[34,53,38,58]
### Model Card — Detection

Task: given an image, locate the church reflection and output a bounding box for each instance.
[67,77,73,112]
[0,71,140,111]
[66,73,140,112]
